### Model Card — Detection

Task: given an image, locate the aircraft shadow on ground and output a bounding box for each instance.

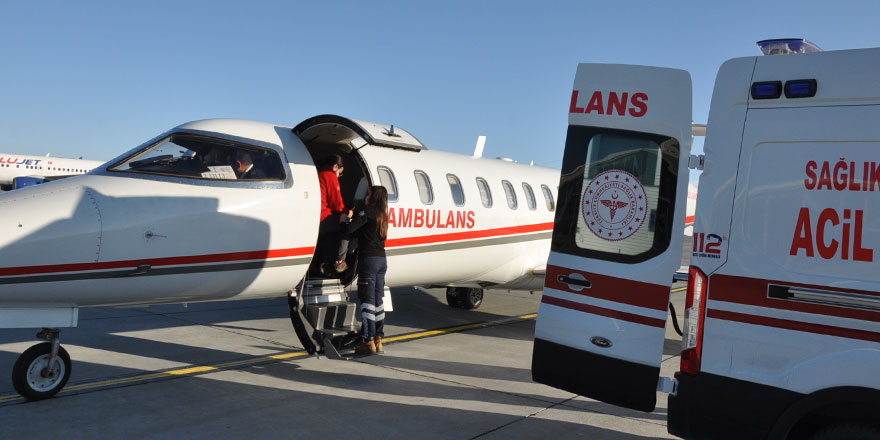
[0,368,671,440]
[0,285,542,395]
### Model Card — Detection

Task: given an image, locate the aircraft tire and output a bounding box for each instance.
[445,287,463,308]
[458,288,483,310]
[12,342,71,401]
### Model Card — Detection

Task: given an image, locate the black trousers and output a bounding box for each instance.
[318,214,349,263]
[357,256,387,338]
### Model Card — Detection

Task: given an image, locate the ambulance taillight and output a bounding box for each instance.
[680,267,707,375]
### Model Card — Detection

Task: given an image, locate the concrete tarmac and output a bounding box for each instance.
[0,283,687,439]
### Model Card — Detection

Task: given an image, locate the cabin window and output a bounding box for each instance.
[522,182,537,210]
[476,177,492,208]
[109,134,286,182]
[447,174,465,206]
[502,180,517,209]
[377,166,399,202]
[414,170,434,205]
[541,184,555,211]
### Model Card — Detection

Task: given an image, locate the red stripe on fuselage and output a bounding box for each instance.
[0,222,554,277]
[541,295,667,328]
[385,222,553,247]
[0,247,315,277]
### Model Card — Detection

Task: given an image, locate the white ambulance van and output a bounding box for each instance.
[532,41,880,439]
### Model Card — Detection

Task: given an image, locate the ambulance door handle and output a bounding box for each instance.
[558,274,591,291]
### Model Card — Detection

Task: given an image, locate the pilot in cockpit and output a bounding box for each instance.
[233,150,267,179]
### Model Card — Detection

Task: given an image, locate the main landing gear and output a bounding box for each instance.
[445,287,483,310]
[12,328,71,401]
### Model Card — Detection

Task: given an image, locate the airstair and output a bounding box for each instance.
[288,277,361,359]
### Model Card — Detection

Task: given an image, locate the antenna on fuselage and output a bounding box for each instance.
[473,135,486,157]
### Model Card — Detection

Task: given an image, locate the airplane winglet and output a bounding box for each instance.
[473,136,486,157]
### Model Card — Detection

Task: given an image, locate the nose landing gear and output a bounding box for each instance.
[12,328,71,401]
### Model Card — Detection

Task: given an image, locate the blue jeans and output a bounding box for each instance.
[357,256,387,339]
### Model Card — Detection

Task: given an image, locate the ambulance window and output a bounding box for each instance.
[553,127,678,263]
[109,134,286,182]
[377,166,399,202]
[522,183,537,210]
[414,170,434,205]
[447,174,465,206]
[476,177,492,208]
[502,180,518,209]
[541,184,555,211]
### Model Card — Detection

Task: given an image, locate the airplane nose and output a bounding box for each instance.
[0,184,103,271]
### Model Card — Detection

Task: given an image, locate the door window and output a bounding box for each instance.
[553,126,678,263]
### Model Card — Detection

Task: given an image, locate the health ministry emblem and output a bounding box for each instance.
[582,170,646,241]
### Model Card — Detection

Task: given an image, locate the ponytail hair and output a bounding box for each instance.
[367,185,389,239]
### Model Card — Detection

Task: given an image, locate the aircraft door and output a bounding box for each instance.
[532,64,691,411]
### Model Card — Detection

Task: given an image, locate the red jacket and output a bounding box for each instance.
[318,167,345,221]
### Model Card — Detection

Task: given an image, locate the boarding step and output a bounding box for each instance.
[304,301,358,332]
[301,278,348,305]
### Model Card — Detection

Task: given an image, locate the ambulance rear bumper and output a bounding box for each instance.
[667,371,801,440]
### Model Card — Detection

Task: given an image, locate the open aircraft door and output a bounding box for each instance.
[532,64,691,412]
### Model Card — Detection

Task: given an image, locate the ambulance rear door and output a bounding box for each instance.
[532,64,691,412]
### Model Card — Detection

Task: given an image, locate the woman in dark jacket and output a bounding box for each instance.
[348,186,389,354]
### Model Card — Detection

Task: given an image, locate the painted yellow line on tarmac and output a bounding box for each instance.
[383,313,538,343]
[0,313,536,405]
[671,286,686,293]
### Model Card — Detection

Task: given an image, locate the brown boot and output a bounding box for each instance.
[355,338,376,355]
[373,336,384,354]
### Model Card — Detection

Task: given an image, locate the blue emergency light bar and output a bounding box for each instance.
[751,81,782,99]
[784,79,817,98]
[756,39,823,56]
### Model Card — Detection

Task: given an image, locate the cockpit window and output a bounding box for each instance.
[109,134,285,181]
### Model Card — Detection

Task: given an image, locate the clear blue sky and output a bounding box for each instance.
[3,1,880,169]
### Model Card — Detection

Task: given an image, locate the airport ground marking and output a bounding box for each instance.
[0,286,683,405]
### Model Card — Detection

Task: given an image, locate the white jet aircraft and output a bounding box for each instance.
[0,115,559,399]
[0,153,104,191]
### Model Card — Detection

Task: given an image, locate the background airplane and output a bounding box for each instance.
[0,153,105,191]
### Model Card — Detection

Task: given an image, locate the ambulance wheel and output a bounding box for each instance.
[12,342,71,401]
[810,423,880,440]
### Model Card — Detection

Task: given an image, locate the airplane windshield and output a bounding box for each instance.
[109,134,285,181]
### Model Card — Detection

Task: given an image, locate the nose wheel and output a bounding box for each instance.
[11,328,71,401]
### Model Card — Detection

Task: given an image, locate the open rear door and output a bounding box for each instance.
[532,64,691,412]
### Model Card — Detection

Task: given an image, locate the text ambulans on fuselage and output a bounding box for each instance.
[532,40,880,440]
